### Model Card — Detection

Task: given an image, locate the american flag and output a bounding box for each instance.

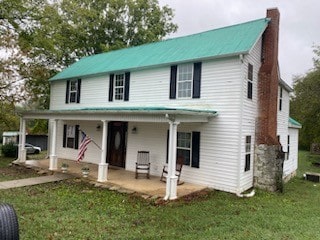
[77,131,92,162]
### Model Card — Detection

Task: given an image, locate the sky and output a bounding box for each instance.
[159,0,320,86]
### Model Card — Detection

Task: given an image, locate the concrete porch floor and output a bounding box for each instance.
[25,159,207,199]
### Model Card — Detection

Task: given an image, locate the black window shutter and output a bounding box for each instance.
[74,125,80,149]
[65,80,70,104]
[109,74,114,102]
[191,132,200,168]
[193,62,202,98]
[245,154,251,171]
[63,124,67,147]
[169,65,177,99]
[124,72,130,101]
[247,81,253,99]
[77,79,81,103]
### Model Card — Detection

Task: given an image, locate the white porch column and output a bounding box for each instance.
[165,120,180,200]
[98,120,108,182]
[18,118,26,163]
[49,119,58,170]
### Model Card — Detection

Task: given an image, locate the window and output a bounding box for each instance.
[109,72,130,101]
[247,64,253,99]
[279,87,283,111]
[63,125,79,149]
[287,135,290,160]
[169,62,201,99]
[167,131,200,168]
[114,74,125,100]
[177,132,192,166]
[245,136,251,171]
[66,79,81,104]
[177,64,193,98]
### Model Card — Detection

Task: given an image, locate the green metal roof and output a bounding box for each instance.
[289,117,302,128]
[50,18,270,81]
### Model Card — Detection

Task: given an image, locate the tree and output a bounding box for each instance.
[1,0,177,105]
[0,0,177,133]
[290,45,320,149]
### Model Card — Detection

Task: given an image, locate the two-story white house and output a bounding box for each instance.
[19,8,300,199]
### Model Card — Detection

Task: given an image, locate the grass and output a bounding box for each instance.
[0,151,320,239]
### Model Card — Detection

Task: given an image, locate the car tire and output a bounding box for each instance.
[0,203,19,240]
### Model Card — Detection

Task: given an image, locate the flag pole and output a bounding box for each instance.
[79,129,102,150]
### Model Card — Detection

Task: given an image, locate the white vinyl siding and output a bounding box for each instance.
[277,85,290,153]
[283,128,299,178]
[238,37,262,192]
[51,56,244,194]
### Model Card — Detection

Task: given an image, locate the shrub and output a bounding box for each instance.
[1,143,18,158]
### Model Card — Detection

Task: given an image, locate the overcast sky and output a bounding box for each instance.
[159,0,320,86]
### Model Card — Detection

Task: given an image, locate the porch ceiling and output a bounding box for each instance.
[18,106,218,123]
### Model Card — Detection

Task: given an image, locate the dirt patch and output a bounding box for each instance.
[153,188,213,206]
[0,163,49,181]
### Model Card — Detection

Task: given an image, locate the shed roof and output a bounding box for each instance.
[289,117,302,129]
[50,18,270,81]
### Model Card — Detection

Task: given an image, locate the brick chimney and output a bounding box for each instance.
[257,8,280,145]
[254,8,284,192]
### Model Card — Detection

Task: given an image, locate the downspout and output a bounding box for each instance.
[236,189,255,198]
[236,54,245,195]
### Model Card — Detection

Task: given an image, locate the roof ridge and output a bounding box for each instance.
[164,17,269,41]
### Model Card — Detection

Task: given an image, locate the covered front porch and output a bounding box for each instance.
[18,107,217,200]
[25,158,207,199]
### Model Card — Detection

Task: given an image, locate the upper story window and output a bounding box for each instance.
[279,87,283,111]
[65,79,81,104]
[247,63,253,99]
[109,72,130,102]
[63,124,79,149]
[170,62,202,99]
[244,136,251,171]
[177,64,193,98]
[114,74,125,101]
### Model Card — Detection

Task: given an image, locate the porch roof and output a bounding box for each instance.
[19,106,218,123]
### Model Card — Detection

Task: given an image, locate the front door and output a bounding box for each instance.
[107,121,127,168]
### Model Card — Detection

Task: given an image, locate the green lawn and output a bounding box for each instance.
[1,151,320,239]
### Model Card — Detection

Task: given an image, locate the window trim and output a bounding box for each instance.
[114,73,125,101]
[69,80,78,103]
[177,63,194,99]
[177,132,192,166]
